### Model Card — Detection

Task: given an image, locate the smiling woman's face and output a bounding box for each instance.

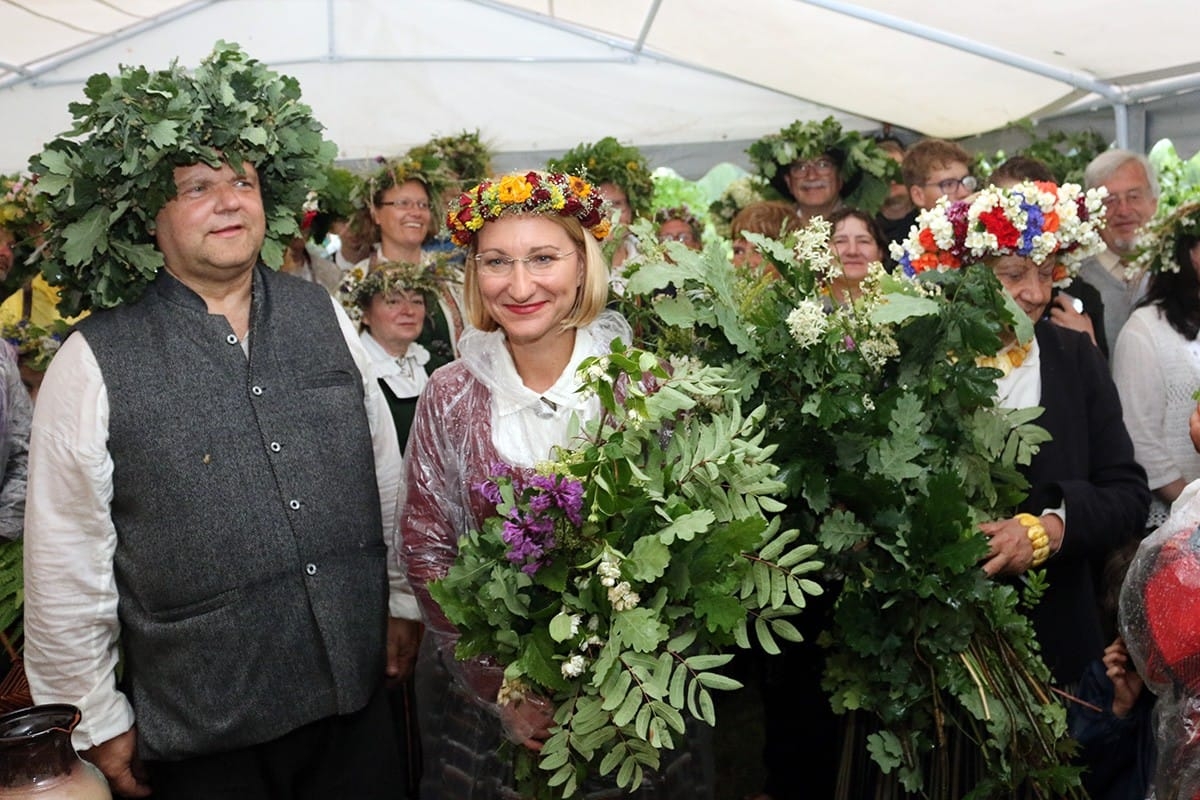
[372,179,432,252]
[473,214,583,349]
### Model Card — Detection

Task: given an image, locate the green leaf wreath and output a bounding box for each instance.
[29,41,337,315]
[428,343,824,799]
[617,219,1085,797]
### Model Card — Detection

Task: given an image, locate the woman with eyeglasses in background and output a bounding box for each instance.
[358,157,466,369]
[655,205,703,251]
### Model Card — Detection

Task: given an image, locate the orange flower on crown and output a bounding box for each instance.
[497,175,533,204]
[568,176,591,198]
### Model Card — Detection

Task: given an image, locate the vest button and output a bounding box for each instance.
[270,442,281,452]
[251,385,264,396]
[226,333,239,345]
[305,563,317,576]
[288,499,301,510]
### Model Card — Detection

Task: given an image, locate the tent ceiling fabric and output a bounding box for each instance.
[0,0,1198,173]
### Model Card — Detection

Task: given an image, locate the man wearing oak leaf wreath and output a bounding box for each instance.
[22,43,421,799]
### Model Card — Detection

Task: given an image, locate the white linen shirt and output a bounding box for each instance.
[22,296,417,750]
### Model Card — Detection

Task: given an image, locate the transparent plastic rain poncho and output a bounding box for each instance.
[1120,478,1200,799]
[396,310,631,716]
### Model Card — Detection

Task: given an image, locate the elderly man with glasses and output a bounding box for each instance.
[1077,149,1160,357]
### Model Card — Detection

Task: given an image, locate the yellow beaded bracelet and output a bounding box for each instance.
[1016,513,1050,567]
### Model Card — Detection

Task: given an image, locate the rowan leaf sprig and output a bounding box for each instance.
[428,342,823,798]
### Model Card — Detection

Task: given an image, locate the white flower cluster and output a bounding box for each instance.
[858,332,900,370]
[794,216,835,279]
[609,582,641,612]
[496,676,530,706]
[561,654,586,678]
[786,301,829,349]
[598,552,640,611]
[585,356,611,383]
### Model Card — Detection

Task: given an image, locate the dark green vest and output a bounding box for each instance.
[79,266,387,760]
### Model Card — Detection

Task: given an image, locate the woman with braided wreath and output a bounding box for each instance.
[399,170,710,799]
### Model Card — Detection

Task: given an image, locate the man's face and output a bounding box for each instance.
[909,161,975,210]
[0,229,13,281]
[783,154,843,212]
[154,162,266,287]
[1099,160,1157,256]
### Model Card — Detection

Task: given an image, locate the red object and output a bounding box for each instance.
[1143,527,1200,690]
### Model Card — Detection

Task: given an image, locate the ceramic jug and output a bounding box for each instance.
[0,705,111,799]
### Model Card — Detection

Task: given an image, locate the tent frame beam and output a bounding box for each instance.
[0,0,217,90]
[800,0,1133,147]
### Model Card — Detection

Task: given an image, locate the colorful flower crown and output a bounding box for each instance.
[338,257,459,322]
[1130,199,1200,275]
[445,171,612,247]
[891,181,1108,284]
[546,137,654,218]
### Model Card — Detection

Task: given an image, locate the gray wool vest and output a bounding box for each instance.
[78,266,387,761]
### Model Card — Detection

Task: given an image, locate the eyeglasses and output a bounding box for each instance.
[924,175,978,195]
[376,199,430,211]
[1102,189,1151,209]
[788,158,837,176]
[473,250,576,276]
[658,232,697,243]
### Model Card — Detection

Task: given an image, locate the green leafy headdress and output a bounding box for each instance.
[546,136,654,218]
[364,154,450,208]
[337,257,459,324]
[30,41,337,315]
[408,130,494,191]
[747,117,900,215]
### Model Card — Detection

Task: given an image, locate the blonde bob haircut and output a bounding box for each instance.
[462,214,610,333]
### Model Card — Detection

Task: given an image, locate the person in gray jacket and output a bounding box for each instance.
[22,45,421,800]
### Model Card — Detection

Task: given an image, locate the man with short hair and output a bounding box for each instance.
[902,138,978,211]
[23,45,420,799]
[1077,150,1159,352]
[873,137,917,253]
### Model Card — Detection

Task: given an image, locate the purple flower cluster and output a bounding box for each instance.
[475,465,585,575]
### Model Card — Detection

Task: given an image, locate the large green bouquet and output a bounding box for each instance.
[619,220,1084,797]
[428,343,823,798]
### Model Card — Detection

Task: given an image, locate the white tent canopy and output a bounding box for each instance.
[2,0,1199,175]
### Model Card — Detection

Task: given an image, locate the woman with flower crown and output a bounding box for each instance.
[396,170,708,798]
[852,181,1151,797]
